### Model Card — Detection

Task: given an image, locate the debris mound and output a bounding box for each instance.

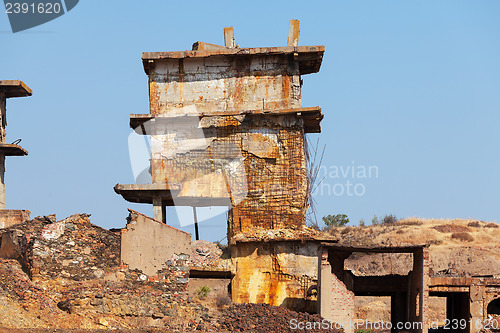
[218,303,343,332]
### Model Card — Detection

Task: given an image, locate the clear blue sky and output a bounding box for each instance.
[2,0,499,242]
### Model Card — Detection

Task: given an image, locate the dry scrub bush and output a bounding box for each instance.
[485,223,499,229]
[467,221,481,228]
[341,226,353,235]
[434,225,471,233]
[216,293,232,308]
[451,232,474,242]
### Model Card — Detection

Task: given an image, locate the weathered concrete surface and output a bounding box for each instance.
[0,81,31,211]
[429,276,500,332]
[0,210,30,229]
[121,209,191,277]
[114,26,326,313]
[318,246,355,333]
[318,244,429,333]
[231,240,320,313]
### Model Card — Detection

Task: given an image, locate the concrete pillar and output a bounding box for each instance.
[152,195,163,223]
[410,248,429,333]
[0,93,5,210]
[0,153,4,209]
[470,285,485,333]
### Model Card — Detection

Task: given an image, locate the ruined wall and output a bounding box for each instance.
[231,241,318,313]
[148,55,308,234]
[0,210,30,229]
[121,209,190,277]
[318,247,355,333]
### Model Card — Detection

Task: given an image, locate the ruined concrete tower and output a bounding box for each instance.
[0,81,31,228]
[115,21,332,312]
[115,21,324,238]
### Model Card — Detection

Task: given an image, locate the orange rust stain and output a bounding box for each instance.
[233,77,244,110]
[149,82,159,116]
[281,76,291,109]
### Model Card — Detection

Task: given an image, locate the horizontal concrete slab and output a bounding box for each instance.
[142,45,324,75]
[0,80,32,98]
[0,143,28,156]
[130,106,323,134]
[114,183,231,206]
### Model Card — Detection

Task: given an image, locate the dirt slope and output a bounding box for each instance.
[326,218,500,277]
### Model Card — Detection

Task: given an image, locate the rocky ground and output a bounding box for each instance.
[0,214,342,332]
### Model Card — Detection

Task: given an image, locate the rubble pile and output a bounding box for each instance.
[218,302,343,332]
[189,240,225,269]
[0,214,204,330]
[29,214,120,280]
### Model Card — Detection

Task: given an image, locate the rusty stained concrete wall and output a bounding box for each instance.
[231,241,319,313]
[148,54,308,234]
[121,209,191,276]
[148,55,302,115]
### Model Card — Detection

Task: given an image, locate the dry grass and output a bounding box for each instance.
[451,232,474,242]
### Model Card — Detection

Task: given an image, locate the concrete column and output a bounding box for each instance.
[470,284,485,333]
[410,248,429,333]
[0,154,5,209]
[152,195,163,223]
[0,93,6,142]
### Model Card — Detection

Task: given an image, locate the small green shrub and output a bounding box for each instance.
[382,214,398,224]
[196,286,211,299]
[322,214,349,228]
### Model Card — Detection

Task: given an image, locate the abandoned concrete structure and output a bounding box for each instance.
[0,80,31,229]
[318,244,429,333]
[317,243,500,333]
[112,22,500,331]
[114,20,334,311]
[429,275,500,333]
